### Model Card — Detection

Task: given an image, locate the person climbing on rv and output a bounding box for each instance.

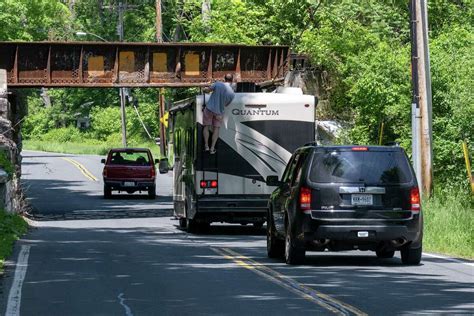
[202,73,235,154]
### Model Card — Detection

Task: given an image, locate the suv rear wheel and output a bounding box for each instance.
[401,243,422,265]
[267,215,284,258]
[284,225,305,264]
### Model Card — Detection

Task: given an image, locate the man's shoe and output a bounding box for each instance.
[204,146,210,152]
[210,148,216,155]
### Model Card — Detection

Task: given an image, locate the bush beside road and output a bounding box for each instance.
[0,210,28,272]
[24,139,160,159]
[423,190,474,259]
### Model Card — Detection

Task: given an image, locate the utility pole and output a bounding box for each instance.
[410,0,434,197]
[156,0,167,158]
[155,0,163,43]
[118,1,127,147]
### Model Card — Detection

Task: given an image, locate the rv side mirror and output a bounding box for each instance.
[159,158,170,174]
[101,158,106,164]
[266,175,280,186]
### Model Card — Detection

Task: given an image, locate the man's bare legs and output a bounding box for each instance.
[210,126,220,153]
[203,125,210,150]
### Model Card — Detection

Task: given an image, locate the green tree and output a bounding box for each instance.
[0,0,71,41]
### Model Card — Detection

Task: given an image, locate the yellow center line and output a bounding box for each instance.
[212,247,367,316]
[62,157,98,182]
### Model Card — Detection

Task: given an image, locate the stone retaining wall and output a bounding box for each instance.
[0,69,23,214]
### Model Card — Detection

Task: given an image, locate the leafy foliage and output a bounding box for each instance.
[0,151,14,179]
[0,209,28,271]
[0,0,71,41]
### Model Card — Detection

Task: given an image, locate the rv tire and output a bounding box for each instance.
[187,218,199,234]
[179,218,187,228]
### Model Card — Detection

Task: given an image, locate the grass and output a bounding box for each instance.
[0,210,28,271]
[24,140,161,159]
[423,189,474,259]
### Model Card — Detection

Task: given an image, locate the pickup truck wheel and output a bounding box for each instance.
[376,249,395,259]
[267,217,284,259]
[147,185,156,199]
[284,225,305,265]
[401,243,422,265]
[104,185,112,199]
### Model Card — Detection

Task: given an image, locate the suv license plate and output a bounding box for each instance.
[123,181,135,187]
[351,194,373,205]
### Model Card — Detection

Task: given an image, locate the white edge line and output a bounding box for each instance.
[423,252,474,267]
[5,245,31,316]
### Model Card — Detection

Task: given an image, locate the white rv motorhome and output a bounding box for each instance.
[165,87,316,232]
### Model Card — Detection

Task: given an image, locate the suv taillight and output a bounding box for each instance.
[410,187,420,212]
[103,167,107,177]
[299,187,312,214]
[151,167,155,178]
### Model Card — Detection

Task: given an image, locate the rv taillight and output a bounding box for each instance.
[210,180,218,188]
[410,187,420,212]
[352,146,368,151]
[299,187,312,214]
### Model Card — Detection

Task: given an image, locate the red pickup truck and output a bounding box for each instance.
[101,148,158,198]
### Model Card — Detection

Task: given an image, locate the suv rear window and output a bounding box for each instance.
[109,151,150,166]
[309,150,413,184]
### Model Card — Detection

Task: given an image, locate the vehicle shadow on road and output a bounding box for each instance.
[22,178,173,221]
[176,225,266,236]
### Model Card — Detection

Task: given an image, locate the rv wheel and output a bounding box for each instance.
[178,218,187,228]
[187,218,199,234]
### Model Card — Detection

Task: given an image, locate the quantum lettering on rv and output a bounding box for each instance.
[232,109,279,116]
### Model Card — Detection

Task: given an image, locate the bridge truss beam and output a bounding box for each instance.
[0,42,289,88]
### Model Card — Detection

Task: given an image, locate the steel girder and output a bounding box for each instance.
[0,41,290,88]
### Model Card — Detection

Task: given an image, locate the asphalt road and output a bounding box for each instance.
[0,151,473,315]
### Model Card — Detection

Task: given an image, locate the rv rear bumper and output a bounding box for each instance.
[195,195,268,224]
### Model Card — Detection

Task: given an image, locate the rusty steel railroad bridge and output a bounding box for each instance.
[0,41,294,88]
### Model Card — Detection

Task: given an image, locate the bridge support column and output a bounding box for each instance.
[0,69,23,213]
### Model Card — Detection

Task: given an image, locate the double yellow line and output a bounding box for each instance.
[62,157,98,182]
[212,247,367,316]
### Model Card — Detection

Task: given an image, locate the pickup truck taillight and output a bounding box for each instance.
[151,167,155,178]
[103,167,107,177]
